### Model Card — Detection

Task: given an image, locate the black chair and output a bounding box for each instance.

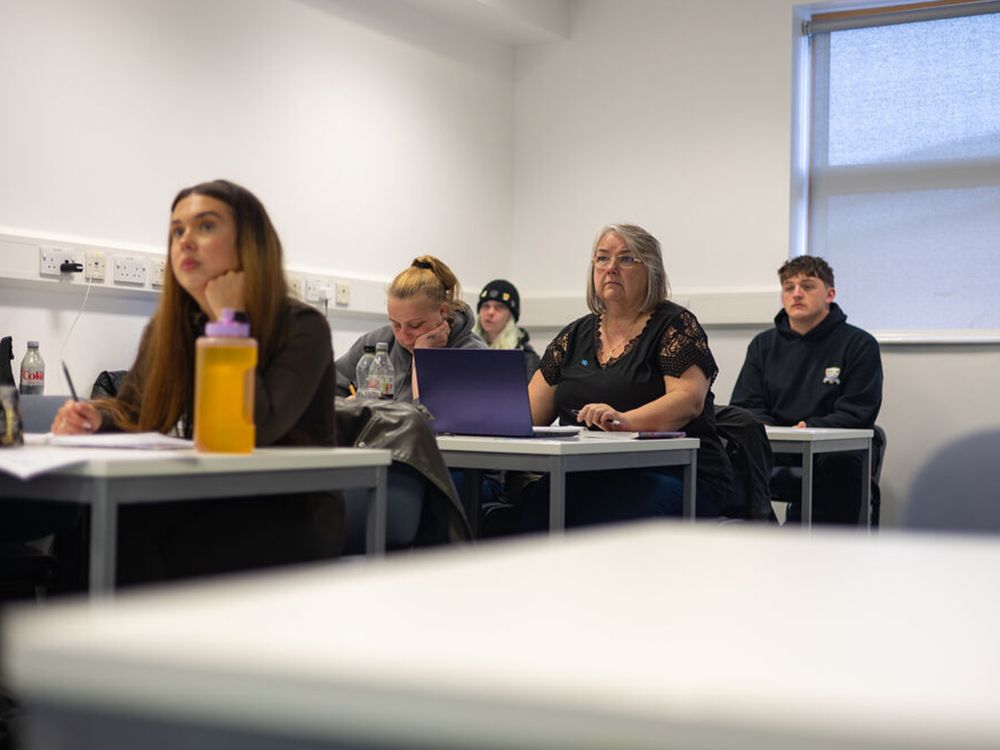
[90,369,128,399]
[714,405,774,521]
[771,425,886,527]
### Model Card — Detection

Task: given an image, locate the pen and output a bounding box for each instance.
[61,360,79,402]
[570,408,622,427]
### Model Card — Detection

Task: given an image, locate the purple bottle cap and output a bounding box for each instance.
[205,309,251,338]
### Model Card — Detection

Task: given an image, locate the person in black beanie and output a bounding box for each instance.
[473,279,541,378]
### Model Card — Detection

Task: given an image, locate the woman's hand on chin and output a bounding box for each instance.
[204,270,246,320]
[414,319,450,349]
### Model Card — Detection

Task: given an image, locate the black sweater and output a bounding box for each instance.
[730,303,883,428]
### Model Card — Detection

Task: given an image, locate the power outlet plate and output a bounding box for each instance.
[150,259,166,287]
[304,277,323,303]
[288,274,304,300]
[335,281,350,306]
[114,255,147,285]
[85,251,106,282]
[39,246,76,277]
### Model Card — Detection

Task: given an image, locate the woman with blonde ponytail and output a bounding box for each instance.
[336,255,486,401]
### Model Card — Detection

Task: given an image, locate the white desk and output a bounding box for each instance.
[5,522,1000,749]
[0,446,391,594]
[765,426,874,528]
[436,434,700,535]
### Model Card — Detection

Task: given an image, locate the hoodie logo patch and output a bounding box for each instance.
[823,367,841,385]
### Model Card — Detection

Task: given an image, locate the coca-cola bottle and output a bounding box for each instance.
[19,341,45,395]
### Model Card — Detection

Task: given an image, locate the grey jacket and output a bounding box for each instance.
[335,303,486,401]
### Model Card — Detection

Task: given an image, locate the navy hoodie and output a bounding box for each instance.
[730,303,882,428]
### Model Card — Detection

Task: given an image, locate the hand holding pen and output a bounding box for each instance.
[571,405,625,431]
[51,361,99,434]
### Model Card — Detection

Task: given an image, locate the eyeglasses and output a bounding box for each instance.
[593,254,643,269]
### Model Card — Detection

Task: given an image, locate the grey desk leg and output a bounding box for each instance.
[366,465,388,558]
[860,442,872,532]
[801,444,814,530]
[89,483,116,597]
[682,449,697,521]
[549,458,565,534]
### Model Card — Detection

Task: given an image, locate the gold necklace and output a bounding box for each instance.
[600,312,645,361]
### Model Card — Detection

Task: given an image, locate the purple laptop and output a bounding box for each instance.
[414,349,572,438]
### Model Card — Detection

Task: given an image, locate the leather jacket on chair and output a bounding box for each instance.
[334,397,471,546]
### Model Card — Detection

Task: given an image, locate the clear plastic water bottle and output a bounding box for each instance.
[19,341,45,395]
[367,341,395,400]
[355,344,378,399]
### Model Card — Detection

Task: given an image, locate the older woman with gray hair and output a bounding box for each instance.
[520,223,733,528]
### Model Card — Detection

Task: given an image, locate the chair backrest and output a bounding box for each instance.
[19,395,66,433]
[90,369,128,399]
[713,404,774,520]
[904,428,1000,534]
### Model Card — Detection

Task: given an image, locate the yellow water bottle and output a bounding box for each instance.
[194,309,257,453]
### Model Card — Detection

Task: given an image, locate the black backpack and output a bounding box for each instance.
[714,404,774,521]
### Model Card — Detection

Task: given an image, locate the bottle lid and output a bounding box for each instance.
[205,309,251,338]
[27,341,39,347]
[363,344,377,353]
[375,341,389,352]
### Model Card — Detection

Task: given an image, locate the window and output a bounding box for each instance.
[792,2,1000,338]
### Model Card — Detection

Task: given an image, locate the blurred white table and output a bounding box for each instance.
[0,445,391,594]
[765,426,873,527]
[436,433,700,535]
[5,522,1000,749]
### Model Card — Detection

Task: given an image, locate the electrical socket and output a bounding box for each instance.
[150,259,166,287]
[288,274,304,300]
[114,255,147,285]
[84,251,107,282]
[39,246,77,277]
[335,281,351,306]
[304,276,323,303]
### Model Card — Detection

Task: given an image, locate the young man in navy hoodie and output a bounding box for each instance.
[731,256,883,524]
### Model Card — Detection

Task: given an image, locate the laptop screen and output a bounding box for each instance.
[413,349,535,437]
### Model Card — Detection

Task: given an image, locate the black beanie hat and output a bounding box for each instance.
[477,279,520,322]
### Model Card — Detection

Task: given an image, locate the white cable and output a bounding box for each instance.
[58,278,93,378]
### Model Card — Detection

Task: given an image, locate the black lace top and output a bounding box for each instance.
[539,300,732,505]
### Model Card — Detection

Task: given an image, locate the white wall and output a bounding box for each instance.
[0,0,515,390]
[512,0,1000,527]
[512,0,795,297]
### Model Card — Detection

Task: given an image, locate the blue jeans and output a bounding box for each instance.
[342,463,426,553]
[517,468,719,532]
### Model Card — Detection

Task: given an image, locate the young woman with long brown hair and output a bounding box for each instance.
[52,179,342,583]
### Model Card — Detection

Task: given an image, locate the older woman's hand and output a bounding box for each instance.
[51,400,101,434]
[414,318,450,349]
[575,403,630,431]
